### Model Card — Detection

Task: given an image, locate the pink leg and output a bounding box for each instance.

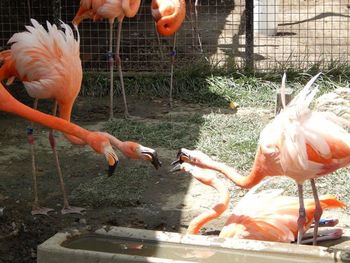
[169,34,176,108]
[301,228,343,244]
[297,183,306,244]
[310,179,323,246]
[50,101,85,215]
[30,99,54,216]
[108,21,115,120]
[115,18,130,119]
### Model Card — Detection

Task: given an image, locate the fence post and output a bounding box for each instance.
[52,0,62,25]
[245,0,254,71]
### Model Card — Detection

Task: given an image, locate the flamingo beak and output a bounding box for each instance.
[104,145,119,177]
[170,162,182,173]
[170,148,190,166]
[139,146,162,169]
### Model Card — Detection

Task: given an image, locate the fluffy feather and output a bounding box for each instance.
[259,73,350,183]
[7,19,81,102]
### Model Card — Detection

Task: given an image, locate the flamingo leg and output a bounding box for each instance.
[310,179,323,245]
[154,22,164,59]
[194,0,203,52]
[108,21,115,120]
[301,228,343,244]
[169,33,177,108]
[115,18,130,118]
[188,0,195,47]
[50,101,85,215]
[30,99,54,216]
[297,183,306,244]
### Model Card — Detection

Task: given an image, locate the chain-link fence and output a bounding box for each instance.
[1,0,349,73]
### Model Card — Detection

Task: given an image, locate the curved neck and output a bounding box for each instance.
[203,153,267,189]
[153,0,186,36]
[0,85,90,141]
[58,103,85,145]
[100,132,124,150]
[187,178,230,235]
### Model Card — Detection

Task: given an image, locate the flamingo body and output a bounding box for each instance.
[220,191,345,243]
[0,19,82,127]
[173,163,345,243]
[151,0,186,36]
[73,0,141,25]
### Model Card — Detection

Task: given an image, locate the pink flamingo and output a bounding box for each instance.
[151,0,186,107]
[172,73,350,244]
[73,0,141,119]
[172,162,345,243]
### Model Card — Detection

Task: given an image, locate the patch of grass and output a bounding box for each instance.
[104,118,203,150]
[194,113,267,171]
[71,164,153,208]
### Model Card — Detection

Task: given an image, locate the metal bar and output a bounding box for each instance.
[245,0,254,71]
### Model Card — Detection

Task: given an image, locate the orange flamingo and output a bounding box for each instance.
[172,73,350,245]
[0,19,161,215]
[151,0,186,107]
[73,0,141,119]
[171,163,345,243]
[0,19,87,215]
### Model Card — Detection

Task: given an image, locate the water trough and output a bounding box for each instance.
[37,226,350,263]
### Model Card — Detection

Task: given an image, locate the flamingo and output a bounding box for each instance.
[0,19,161,215]
[73,0,141,119]
[171,162,345,243]
[172,73,350,245]
[151,0,186,107]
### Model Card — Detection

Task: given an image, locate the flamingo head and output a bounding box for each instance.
[171,148,214,169]
[86,132,119,176]
[121,142,162,169]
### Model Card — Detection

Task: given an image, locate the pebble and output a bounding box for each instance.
[79,218,87,225]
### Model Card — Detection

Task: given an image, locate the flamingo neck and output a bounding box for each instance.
[187,178,230,235]
[203,154,267,189]
[58,103,85,145]
[0,85,90,141]
[99,132,128,153]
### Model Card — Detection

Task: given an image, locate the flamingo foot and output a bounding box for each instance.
[301,228,343,244]
[31,205,55,216]
[61,206,86,215]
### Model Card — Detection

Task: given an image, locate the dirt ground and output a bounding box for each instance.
[1,94,350,262]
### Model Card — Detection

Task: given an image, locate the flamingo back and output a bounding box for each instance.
[8,19,82,105]
[74,0,139,24]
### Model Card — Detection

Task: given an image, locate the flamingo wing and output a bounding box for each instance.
[8,19,82,102]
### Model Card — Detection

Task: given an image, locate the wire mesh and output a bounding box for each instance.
[0,0,349,73]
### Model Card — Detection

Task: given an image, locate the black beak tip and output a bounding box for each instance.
[108,161,119,177]
[170,159,182,166]
[152,159,162,170]
[170,163,182,173]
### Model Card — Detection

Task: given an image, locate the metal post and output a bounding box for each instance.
[245,0,254,71]
[53,0,62,25]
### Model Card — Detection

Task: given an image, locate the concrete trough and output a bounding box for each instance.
[37,226,350,263]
